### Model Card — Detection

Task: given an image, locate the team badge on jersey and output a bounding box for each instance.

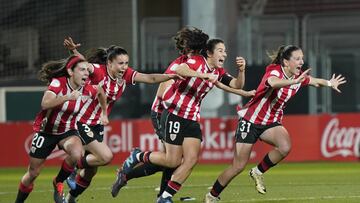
[241,132,248,139]
[50,79,60,87]
[170,133,177,141]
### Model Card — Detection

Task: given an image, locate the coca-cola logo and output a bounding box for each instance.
[321,118,360,158]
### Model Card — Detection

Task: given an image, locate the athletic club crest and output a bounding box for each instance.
[170,133,177,141]
[241,132,247,139]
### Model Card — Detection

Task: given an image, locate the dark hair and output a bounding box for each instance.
[269,45,301,66]
[201,38,224,58]
[38,55,85,84]
[173,26,209,55]
[85,45,128,64]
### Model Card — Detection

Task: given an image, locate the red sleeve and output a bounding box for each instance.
[47,77,65,95]
[264,64,281,87]
[164,55,188,74]
[89,64,106,85]
[123,67,137,84]
[301,75,310,86]
[185,56,203,71]
[217,67,227,78]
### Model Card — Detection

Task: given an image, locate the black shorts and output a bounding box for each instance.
[150,110,164,140]
[29,130,79,159]
[235,118,281,144]
[160,109,202,145]
[76,122,104,145]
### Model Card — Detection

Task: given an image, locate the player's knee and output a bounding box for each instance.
[70,149,83,162]
[279,143,291,157]
[183,156,198,169]
[166,157,181,168]
[99,151,113,165]
[28,166,41,179]
[232,162,246,174]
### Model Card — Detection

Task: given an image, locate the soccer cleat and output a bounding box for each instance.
[111,169,128,197]
[66,169,77,190]
[157,196,173,203]
[121,148,141,174]
[204,192,220,203]
[53,179,66,203]
[249,168,266,194]
[65,193,76,203]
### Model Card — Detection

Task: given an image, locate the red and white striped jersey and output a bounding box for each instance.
[162,55,228,121]
[76,64,137,125]
[237,64,310,125]
[33,77,98,134]
[151,55,188,114]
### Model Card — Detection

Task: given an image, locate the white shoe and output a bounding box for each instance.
[65,193,76,203]
[249,168,266,194]
[204,192,220,203]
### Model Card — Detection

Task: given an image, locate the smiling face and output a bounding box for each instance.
[283,49,304,77]
[108,54,129,79]
[68,61,89,88]
[207,42,227,68]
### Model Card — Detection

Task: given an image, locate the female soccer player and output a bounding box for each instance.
[120,38,250,203]
[15,55,108,203]
[204,45,346,203]
[62,37,180,203]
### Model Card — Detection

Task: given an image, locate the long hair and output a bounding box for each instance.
[85,45,128,64]
[268,45,301,66]
[38,55,85,85]
[173,26,209,55]
[201,38,224,58]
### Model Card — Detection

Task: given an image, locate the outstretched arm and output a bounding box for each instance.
[309,74,346,93]
[134,72,180,84]
[268,69,311,89]
[175,63,218,83]
[215,81,256,97]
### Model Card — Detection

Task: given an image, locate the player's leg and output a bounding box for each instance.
[205,142,253,202]
[15,157,46,203]
[157,137,201,203]
[66,167,97,203]
[250,125,291,194]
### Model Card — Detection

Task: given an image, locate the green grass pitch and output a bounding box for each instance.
[1,162,360,203]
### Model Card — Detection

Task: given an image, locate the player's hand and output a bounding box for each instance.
[242,89,256,97]
[100,113,109,125]
[64,37,81,51]
[67,90,81,100]
[202,73,218,83]
[236,56,246,72]
[329,74,346,93]
[294,68,311,84]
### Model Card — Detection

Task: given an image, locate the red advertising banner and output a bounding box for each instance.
[1,113,359,167]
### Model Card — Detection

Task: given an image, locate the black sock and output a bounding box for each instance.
[69,175,91,197]
[126,162,162,180]
[257,153,276,173]
[139,151,152,163]
[158,167,176,197]
[55,160,74,183]
[15,182,33,202]
[210,179,226,197]
[77,155,90,169]
[163,181,181,197]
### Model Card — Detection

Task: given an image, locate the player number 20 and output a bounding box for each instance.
[168,121,180,134]
[32,133,45,148]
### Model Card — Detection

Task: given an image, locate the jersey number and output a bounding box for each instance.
[32,133,45,148]
[82,124,94,137]
[168,121,180,134]
[239,120,251,133]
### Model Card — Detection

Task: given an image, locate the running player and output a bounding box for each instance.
[204,45,346,203]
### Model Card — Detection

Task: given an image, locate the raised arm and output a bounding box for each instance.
[268,69,310,89]
[64,37,94,73]
[229,56,246,89]
[308,73,346,93]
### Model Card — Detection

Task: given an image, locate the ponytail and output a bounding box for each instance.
[268,45,301,66]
